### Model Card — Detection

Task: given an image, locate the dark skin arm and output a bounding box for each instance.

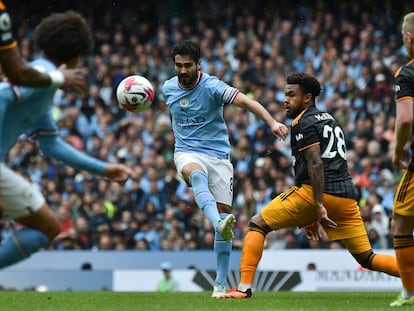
[0,46,86,94]
[0,46,51,86]
[302,144,337,241]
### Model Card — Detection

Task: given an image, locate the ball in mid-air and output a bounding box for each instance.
[116,75,154,113]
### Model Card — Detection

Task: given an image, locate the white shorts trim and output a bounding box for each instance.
[174,152,233,206]
[0,163,45,220]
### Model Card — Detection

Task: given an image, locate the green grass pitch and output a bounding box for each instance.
[0,291,400,311]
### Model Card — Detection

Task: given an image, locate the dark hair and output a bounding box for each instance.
[33,11,92,63]
[172,40,200,63]
[286,72,321,99]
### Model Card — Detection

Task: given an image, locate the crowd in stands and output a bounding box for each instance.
[1,0,414,252]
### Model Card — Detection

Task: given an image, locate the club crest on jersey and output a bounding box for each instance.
[0,12,12,32]
[180,98,189,107]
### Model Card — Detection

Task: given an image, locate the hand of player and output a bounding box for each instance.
[315,203,337,229]
[270,121,289,140]
[103,163,137,185]
[58,64,87,96]
[393,149,410,170]
[302,221,327,242]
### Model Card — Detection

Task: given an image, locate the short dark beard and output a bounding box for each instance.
[178,72,200,89]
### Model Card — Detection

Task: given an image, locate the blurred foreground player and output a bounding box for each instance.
[0,11,136,269]
[0,1,86,93]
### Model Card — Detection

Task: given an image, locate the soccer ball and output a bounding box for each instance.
[116,75,154,113]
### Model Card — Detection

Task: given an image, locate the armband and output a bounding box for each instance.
[49,70,65,88]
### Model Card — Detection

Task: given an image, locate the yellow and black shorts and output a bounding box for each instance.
[261,184,369,252]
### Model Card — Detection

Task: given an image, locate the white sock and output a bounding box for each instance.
[238,283,251,292]
[403,289,414,299]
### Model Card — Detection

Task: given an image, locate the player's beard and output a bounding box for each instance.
[285,106,295,119]
[178,71,198,88]
[285,102,302,119]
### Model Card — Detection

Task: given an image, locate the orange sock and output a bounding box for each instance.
[370,253,399,277]
[240,230,265,285]
[394,236,414,290]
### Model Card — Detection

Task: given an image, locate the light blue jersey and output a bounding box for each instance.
[0,58,106,174]
[162,73,238,160]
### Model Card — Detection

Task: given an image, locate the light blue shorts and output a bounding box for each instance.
[0,163,45,220]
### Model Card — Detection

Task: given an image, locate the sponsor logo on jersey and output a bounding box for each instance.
[295,133,303,141]
[395,84,400,93]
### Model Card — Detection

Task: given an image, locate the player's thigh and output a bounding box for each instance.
[0,164,45,220]
[322,193,368,242]
[174,152,208,183]
[341,233,372,254]
[393,169,414,217]
[174,152,233,206]
[261,186,317,230]
[205,157,233,206]
[16,204,60,239]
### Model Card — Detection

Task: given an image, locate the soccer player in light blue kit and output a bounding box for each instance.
[0,11,136,269]
[162,40,288,297]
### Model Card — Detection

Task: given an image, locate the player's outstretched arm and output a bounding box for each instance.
[232,92,288,140]
[103,163,137,185]
[0,47,87,94]
[38,135,136,184]
[0,46,52,86]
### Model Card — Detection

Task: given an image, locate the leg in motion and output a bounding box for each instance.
[189,170,222,230]
[212,212,234,298]
[224,217,271,299]
[390,213,414,307]
[0,205,59,269]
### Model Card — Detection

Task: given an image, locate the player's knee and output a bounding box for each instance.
[217,203,230,214]
[248,218,271,236]
[36,216,60,240]
[354,250,374,269]
[35,205,61,240]
[47,219,61,240]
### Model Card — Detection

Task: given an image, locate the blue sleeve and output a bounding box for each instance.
[208,77,238,105]
[38,135,107,175]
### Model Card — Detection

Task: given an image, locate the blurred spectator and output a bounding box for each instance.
[157,261,180,292]
[74,216,92,249]
[368,204,390,249]
[135,238,150,251]
[134,219,161,250]
[89,200,113,234]
[56,204,75,240]
[139,181,168,213]
[96,232,114,250]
